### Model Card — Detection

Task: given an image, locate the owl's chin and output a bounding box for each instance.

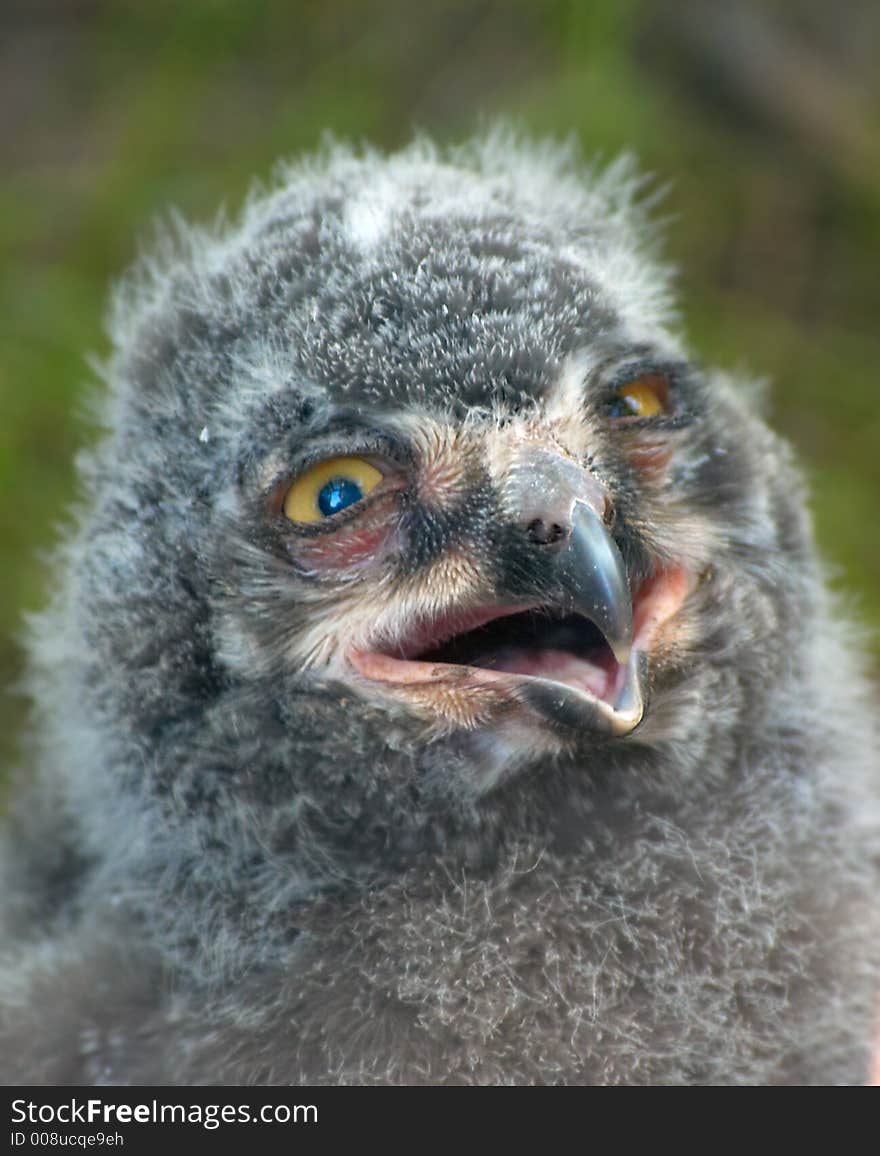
[347,566,689,737]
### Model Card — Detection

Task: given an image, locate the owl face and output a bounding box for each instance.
[84,140,800,823]
[124,149,793,803]
[211,336,747,802]
[249,361,696,754]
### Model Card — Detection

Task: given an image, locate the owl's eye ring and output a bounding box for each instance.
[282,455,385,525]
[605,372,671,421]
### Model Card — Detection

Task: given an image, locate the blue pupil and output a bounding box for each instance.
[317,476,364,517]
[607,395,639,418]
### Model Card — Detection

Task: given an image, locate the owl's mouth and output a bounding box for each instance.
[413,610,620,693]
[348,567,687,735]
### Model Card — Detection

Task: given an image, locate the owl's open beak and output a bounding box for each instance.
[491,495,641,734]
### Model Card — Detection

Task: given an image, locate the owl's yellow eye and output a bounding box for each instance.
[283,456,384,524]
[607,374,669,419]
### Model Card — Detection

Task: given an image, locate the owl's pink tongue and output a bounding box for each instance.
[466,646,619,700]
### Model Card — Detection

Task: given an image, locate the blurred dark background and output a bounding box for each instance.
[1,0,878,770]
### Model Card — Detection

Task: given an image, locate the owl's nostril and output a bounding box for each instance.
[526,518,569,547]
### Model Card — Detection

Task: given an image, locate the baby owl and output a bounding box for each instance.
[1,134,878,1085]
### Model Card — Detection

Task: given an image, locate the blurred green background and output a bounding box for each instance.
[2,0,878,771]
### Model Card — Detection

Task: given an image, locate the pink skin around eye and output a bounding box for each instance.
[292,493,402,573]
[624,440,673,481]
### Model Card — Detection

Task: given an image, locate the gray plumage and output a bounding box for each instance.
[1,133,878,1085]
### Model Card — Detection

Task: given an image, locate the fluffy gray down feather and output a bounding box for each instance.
[1,133,878,1085]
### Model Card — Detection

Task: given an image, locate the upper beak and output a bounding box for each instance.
[556,499,633,665]
[500,448,633,663]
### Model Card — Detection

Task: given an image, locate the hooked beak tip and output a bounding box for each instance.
[563,500,634,663]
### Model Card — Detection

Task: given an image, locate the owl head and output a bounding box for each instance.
[29,135,816,977]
